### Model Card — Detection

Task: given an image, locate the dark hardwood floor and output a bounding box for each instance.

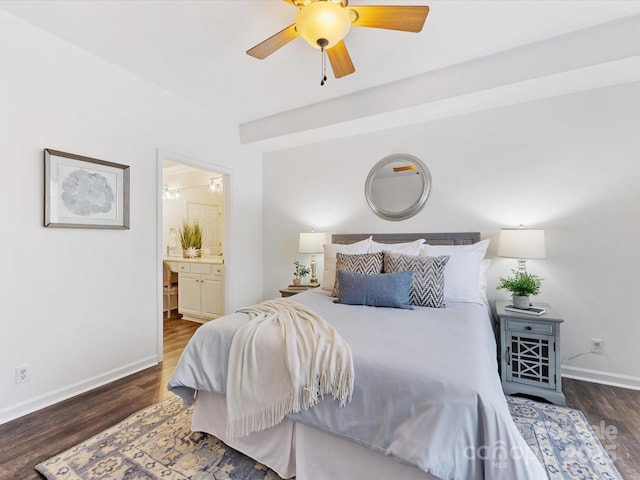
[0,318,639,479]
[563,377,640,479]
[0,315,200,480]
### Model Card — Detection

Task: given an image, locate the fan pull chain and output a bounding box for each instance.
[317,38,328,86]
[320,47,328,86]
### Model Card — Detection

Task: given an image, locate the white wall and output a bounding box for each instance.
[263,81,640,387]
[0,11,263,423]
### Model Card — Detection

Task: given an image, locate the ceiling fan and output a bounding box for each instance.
[246,0,429,84]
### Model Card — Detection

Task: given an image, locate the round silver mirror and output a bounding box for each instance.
[364,154,432,221]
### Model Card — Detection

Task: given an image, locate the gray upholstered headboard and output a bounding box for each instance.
[331,232,480,245]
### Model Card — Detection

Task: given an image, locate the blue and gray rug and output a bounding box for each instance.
[35,395,621,479]
[508,396,621,480]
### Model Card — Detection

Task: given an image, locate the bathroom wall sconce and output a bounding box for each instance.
[208,177,223,193]
[162,184,181,200]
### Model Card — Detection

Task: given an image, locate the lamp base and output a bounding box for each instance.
[309,255,318,286]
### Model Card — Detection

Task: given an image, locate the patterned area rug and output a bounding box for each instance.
[35,396,281,480]
[507,396,622,480]
[36,395,621,479]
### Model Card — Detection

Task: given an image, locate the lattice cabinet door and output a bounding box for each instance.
[497,300,566,406]
[506,331,555,389]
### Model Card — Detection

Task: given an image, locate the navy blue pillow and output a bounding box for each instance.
[335,270,413,310]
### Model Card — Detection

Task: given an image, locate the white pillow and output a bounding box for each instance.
[370,238,425,255]
[478,258,491,303]
[320,237,372,291]
[420,239,490,304]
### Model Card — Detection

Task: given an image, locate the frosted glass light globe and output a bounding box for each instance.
[295,2,352,49]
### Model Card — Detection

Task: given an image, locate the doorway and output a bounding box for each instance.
[156,149,230,362]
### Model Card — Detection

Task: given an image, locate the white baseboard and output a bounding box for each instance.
[0,356,159,425]
[562,365,640,391]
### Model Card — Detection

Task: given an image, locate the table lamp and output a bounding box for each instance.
[497,226,546,272]
[299,232,326,286]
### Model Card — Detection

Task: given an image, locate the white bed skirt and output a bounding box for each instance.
[192,391,436,480]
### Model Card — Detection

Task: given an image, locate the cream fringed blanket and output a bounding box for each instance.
[226,298,354,440]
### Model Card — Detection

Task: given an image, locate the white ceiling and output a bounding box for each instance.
[3,0,640,144]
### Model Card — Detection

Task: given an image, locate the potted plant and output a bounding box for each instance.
[497,270,543,309]
[178,221,203,258]
[292,261,310,286]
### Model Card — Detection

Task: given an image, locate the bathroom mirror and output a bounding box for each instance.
[364,154,432,221]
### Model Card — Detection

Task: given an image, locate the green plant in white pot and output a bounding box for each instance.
[178,221,203,258]
[292,261,310,286]
[497,270,543,309]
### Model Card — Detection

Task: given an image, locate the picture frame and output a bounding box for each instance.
[44,149,130,229]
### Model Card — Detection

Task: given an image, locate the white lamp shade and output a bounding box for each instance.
[295,2,352,49]
[497,228,546,259]
[299,232,326,254]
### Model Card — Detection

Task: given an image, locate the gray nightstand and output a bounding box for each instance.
[497,300,565,406]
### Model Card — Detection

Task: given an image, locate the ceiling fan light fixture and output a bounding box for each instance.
[295,1,352,50]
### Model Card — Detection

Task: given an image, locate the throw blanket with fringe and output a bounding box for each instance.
[226,298,354,440]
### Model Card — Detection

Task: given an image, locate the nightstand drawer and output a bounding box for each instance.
[506,319,553,335]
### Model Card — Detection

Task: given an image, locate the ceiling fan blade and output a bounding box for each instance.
[246,24,299,59]
[327,40,355,79]
[350,5,429,33]
[282,0,298,5]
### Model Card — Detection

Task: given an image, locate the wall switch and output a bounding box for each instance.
[591,339,604,354]
[15,365,30,384]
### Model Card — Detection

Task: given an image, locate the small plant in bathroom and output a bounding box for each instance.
[178,221,203,258]
[292,261,310,286]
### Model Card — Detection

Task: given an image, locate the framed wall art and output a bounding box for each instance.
[44,149,130,229]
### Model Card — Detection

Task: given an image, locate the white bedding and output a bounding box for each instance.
[168,289,546,480]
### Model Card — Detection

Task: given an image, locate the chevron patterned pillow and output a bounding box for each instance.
[383,252,450,308]
[332,252,384,297]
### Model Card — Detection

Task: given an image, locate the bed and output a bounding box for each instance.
[168,233,546,480]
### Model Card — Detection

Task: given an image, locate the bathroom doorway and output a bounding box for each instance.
[156,150,230,361]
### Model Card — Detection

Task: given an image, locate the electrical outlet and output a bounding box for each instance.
[591,339,604,354]
[15,365,30,384]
